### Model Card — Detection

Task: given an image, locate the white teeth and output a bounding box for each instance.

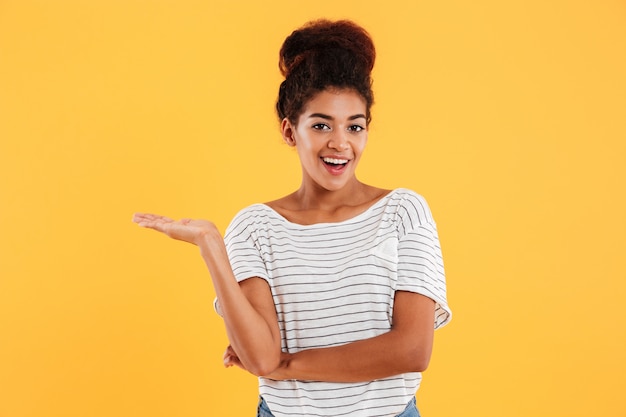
[323,157,348,165]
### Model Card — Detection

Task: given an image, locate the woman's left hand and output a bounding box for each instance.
[223,345,245,370]
[223,345,293,380]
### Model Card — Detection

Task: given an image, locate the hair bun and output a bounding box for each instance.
[279,19,375,79]
[276,19,376,123]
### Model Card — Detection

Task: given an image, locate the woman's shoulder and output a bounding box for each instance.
[226,203,278,232]
[262,192,296,214]
[234,202,274,216]
[386,188,436,226]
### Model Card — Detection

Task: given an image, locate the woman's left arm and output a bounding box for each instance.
[226,291,436,383]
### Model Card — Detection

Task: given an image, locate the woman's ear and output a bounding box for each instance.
[281,118,296,147]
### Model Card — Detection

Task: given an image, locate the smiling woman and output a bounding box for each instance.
[282,88,368,195]
[134,19,451,417]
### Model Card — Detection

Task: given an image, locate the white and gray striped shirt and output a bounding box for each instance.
[223,188,451,417]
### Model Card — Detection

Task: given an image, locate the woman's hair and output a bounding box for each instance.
[276,19,376,125]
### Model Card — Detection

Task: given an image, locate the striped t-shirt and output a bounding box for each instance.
[223,188,451,417]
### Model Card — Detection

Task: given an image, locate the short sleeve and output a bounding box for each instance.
[214,207,270,317]
[223,208,270,284]
[395,191,451,329]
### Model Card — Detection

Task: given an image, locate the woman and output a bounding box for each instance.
[134,19,451,417]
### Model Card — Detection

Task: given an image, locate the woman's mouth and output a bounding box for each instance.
[321,157,349,174]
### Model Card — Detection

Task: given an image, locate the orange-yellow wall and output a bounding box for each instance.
[1,1,625,416]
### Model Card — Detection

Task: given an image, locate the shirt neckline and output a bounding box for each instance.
[257,188,402,228]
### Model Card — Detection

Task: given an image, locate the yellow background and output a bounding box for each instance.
[1,1,625,416]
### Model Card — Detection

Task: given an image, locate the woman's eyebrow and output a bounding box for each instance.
[307,113,366,120]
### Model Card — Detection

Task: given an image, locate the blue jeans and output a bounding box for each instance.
[257,396,420,417]
[398,397,421,417]
[256,396,273,417]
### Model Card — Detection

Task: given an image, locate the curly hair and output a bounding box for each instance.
[276,19,376,125]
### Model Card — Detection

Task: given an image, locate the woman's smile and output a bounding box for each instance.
[321,156,350,175]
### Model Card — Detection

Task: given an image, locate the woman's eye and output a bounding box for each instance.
[312,123,330,130]
[348,125,364,132]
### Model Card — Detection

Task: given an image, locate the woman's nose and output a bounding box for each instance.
[328,132,349,151]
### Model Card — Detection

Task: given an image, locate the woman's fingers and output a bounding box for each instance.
[223,345,245,369]
[132,213,177,229]
[223,346,234,367]
[133,213,174,223]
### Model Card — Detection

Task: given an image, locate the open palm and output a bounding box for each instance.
[133,213,217,245]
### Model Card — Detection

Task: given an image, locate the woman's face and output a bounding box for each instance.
[283,88,368,192]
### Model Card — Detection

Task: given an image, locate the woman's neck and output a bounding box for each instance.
[266,181,390,225]
[294,180,369,211]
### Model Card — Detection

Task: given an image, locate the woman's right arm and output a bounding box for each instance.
[199,232,281,376]
[133,213,281,376]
